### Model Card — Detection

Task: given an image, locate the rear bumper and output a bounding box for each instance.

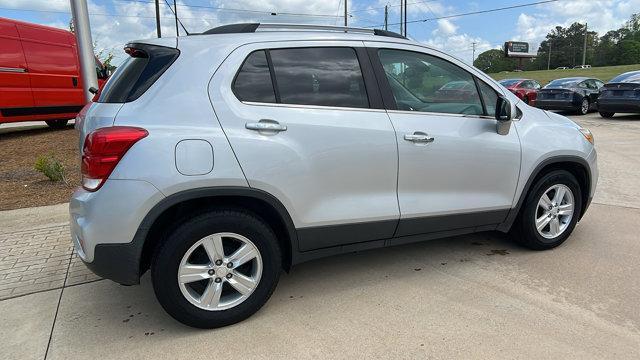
[597,98,640,113]
[535,99,579,111]
[70,179,165,285]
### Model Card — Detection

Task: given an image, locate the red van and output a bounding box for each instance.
[0,17,107,129]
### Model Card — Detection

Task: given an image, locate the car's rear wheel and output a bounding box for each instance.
[523,96,530,105]
[599,111,615,118]
[151,209,281,328]
[45,119,69,129]
[577,98,589,115]
[511,170,582,250]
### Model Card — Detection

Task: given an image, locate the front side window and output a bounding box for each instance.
[269,47,369,108]
[477,80,498,117]
[233,50,276,103]
[378,49,483,115]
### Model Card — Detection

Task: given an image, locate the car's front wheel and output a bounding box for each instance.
[511,170,582,250]
[151,209,281,328]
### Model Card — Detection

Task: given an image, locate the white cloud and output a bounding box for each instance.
[0,0,69,12]
[422,19,493,65]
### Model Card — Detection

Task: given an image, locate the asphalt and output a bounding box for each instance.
[1,112,639,359]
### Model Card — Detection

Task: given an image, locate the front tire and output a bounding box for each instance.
[511,170,582,250]
[599,111,615,118]
[151,209,281,328]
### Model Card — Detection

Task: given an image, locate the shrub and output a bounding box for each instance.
[34,153,67,183]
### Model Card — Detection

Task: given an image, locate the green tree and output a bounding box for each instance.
[473,49,517,72]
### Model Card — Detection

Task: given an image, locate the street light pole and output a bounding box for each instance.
[69,0,98,102]
[344,0,348,27]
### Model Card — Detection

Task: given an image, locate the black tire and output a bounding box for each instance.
[576,98,589,115]
[510,170,582,250]
[45,119,69,129]
[151,209,281,328]
[599,111,615,118]
[523,96,530,105]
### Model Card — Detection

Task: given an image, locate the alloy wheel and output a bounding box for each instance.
[177,232,263,311]
[581,99,589,114]
[534,184,575,239]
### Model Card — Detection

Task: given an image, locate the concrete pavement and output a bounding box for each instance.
[1,112,639,359]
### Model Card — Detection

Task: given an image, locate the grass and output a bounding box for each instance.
[488,64,640,85]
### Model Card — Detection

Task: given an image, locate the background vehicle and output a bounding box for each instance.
[0,17,108,128]
[556,66,569,70]
[536,77,604,115]
[597,70,640,118]
[498,78,541,105]
[71,23,597,329]
[573,65,591,69]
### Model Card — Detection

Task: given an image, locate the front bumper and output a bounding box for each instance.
[597,98,640,113]
[70,179,165,285]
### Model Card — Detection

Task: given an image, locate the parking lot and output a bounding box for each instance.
[1,112,639,359]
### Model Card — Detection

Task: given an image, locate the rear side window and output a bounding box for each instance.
[269,47,369,108]
[97,44,179,103]
[233,51,276,103]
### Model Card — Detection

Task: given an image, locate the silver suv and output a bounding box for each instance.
[71,23,598,328]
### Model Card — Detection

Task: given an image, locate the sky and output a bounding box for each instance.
[1,0,639,65]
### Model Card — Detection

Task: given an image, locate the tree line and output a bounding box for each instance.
[474,13,640,73]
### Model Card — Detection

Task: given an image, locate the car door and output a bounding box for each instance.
[365,43,521,240]
[0,20,34,118]
[209,41,399,252]
[16,23,83,107]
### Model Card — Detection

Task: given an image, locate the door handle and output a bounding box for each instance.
[245,119,287,132]
[404,132,434,143]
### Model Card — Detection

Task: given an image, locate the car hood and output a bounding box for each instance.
[543,109,581,129]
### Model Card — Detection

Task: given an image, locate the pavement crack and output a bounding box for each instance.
[43,248,74,360]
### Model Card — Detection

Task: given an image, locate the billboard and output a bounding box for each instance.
[504,41,536,58]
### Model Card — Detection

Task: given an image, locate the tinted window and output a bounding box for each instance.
[545,78,581,89]
[499,79,521,87]
[269,47,368,108]
[477,80,498,117]
[378,49,483,115]
[98,45,179,103]
[233,51,276,103]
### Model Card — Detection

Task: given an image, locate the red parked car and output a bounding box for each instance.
[0,17,108,128]
[498,78,541,106]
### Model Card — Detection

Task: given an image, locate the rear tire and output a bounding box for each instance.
[577,98,589,115]
[45,119,69,129]
[510,170,582,250]
[523,96,530,105]
[599,111,615,118]
[151,209,281,328]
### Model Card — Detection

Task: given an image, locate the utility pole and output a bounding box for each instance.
[69,0,98,102]
[173,0,179,36]
[547,42,552,70]
[384,5,388,31]
[399,0,403,36]
[582,22,588,66]
[472,42,477,64]
[155,0,161,38]
[403,0,407,37]
[344,0,348,27]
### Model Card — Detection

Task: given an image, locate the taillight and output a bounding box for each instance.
[81,126,148,191]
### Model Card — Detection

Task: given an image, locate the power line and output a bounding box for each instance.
[365,0,560,28]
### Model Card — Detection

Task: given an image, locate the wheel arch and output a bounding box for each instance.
[498,155,592,232]
[137,187,298,278]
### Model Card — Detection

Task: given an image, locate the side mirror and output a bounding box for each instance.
[495,96,513,135]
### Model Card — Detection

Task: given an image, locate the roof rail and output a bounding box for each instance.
[201,23,406,39]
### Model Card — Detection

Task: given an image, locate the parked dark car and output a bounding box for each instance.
[597,71,640,118]
[536,77,604,115]
[499,78,541,105]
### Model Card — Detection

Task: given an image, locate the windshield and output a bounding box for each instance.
[544,79,581,89]
[499,79,521,87]
[609,71,640,83]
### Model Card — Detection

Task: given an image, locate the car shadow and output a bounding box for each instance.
[63,230,527,337]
